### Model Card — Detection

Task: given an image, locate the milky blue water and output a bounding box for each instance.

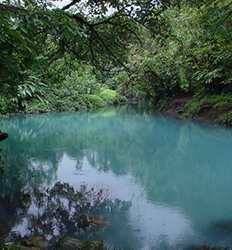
[1,107,232,249]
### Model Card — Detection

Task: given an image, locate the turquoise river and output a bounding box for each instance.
[0,107,232,249]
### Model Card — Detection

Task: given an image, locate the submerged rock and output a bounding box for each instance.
[3,236,107,250]
[3,243,42,250]
[210,220,232,234]
[0,132,8,142]
[21,235,48,249]
[3,236,49,250]
[56,237,105,250]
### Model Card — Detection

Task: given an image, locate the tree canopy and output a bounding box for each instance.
[0,0,232,124]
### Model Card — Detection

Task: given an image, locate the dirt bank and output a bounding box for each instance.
[160,94,232,127]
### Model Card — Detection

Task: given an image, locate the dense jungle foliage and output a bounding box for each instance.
[1,1,232,248]
[0,0,232,124]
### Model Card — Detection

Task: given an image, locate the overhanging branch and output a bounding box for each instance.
[0,2,136,70]
[62,0,82,11]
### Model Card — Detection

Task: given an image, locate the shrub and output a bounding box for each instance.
[85,94,106,108]
[98,88,118,104]
[0,96,15,114]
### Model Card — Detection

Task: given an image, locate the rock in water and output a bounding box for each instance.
[21,235,48,249]
[56,237,105,250]
[0,132,8,142]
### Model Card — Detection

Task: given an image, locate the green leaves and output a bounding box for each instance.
[15,71,47,110]
[0,0,231,113]
[110,0,232,104]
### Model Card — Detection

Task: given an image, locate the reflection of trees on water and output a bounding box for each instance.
[6,182,131,247]
[0,109,139,248]
[74,111,232,228]
[1,108,232,241]
[0,182,132,249]
[0,114,61,195]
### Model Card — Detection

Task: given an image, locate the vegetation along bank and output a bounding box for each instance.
[0,0,232,124]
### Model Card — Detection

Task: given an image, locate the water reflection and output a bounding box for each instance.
[0,107,232,249]
[57,154,195,249]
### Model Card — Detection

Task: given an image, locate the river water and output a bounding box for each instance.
[0,107,232,249]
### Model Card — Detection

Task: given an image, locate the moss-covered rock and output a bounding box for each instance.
[56,237,105,250]
[2,235,48,250]
[20,236,48,249]
[1,244,31,250]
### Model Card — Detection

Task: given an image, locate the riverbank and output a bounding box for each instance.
[1,91,232,128]
[156,94,232,127]
[0,88,127,117]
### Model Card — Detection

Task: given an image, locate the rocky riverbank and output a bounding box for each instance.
[158,94,232,127]
[1,235,107,250]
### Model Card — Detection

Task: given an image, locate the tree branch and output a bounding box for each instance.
[62,0,82,11]
[0,2,135,70]
[91,29,129,71]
